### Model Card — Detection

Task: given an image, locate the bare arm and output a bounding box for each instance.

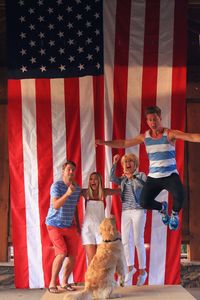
[169,130,200,143]
[104,188,121,196]
[96,134,145,148]
[81,188,88,199]
[110,154,122,185]
[52,184,75,210]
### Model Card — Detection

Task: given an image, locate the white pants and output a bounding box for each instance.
[121,209,146,269]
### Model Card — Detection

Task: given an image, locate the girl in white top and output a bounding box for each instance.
[81,172,120,265]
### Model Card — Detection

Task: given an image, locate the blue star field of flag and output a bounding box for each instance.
[6,0,103,79]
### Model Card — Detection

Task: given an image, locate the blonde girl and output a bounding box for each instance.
[81,172,120,265]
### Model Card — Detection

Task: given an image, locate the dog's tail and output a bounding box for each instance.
[63,289,92,300]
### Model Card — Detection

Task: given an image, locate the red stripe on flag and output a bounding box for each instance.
[8,80,29,288]
[64,78,86,283]
[35,79,54,287]
[111,0,132,231]
[165,0,187,284]
[93,75,105,179]
[139,0,160,284]
[113,0,131,142]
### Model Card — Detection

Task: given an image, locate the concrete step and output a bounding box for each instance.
[0,262,14,289]
[0,261,200,289]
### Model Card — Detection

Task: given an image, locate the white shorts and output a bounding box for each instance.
[82,222,102,245]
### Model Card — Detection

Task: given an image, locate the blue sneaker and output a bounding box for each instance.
[162,213,170,225]
[160,201,168,214]
[160,201,170,225]
[169,213,179,230]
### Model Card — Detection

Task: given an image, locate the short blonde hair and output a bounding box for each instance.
[121,153,139,171]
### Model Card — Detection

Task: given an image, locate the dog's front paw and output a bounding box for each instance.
[119,276,125,287]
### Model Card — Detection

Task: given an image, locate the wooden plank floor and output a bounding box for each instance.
[41,285,196,300]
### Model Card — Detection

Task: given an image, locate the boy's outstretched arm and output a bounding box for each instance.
[96,134,145,148]
[170,130,200,143]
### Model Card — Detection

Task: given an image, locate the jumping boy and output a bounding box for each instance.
[96,106,200,230]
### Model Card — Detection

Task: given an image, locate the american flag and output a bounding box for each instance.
[7,0,186,288]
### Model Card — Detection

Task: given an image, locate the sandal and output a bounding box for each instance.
[61,284,76,291]
[48,286,59,293]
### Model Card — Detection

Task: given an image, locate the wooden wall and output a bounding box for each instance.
[0,104,9,261]
[0,0,9,262]
[186,102,200,260]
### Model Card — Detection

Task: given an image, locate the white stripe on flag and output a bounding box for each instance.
[157,0,174,128]
[51,79,66,181]
[149,190,168,285]
[80,76,96,187]
[149,0,175,285]
[125,1,146,269]
[126,0,145,156]
[21,79,44,288]
[103,0,117,216]
[50,79,70,284]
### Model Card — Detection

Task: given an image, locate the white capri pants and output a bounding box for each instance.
[121,209,146,269]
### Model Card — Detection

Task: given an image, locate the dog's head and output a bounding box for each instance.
[99,216,119,242]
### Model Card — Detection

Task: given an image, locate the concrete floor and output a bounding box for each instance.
[187,288,200,299]
[0,288,45,300]
[0,286,199,300]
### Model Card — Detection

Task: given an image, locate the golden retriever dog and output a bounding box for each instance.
[64,217,125,300]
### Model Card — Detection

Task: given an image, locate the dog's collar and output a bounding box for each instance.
[103,237,121,243]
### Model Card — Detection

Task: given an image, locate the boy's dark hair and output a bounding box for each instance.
[62,160,76,170]
[144,106,161,117]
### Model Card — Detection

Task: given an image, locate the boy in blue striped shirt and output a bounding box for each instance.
[46,161,81,293]
[97,106,200,231]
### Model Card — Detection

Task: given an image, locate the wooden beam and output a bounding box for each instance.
[0,67,7,105]
[0,105,9,261]
[187,102,200,260]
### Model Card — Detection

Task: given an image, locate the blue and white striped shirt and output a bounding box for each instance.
[45,181,81,228]
[144,129,178,178]
[122,179,141,210]
[110,164,146,211]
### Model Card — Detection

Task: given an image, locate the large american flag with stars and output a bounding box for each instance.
[7,0,103,78]
[7,0,187,289]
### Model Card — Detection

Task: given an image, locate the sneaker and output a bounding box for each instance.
[162,213,170,225]
[169,213,179,230]
[160,201,170,226]
[160,201,168,214]
[117,275,124,287]
[137,271,147,286]
[124,267,137,283]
